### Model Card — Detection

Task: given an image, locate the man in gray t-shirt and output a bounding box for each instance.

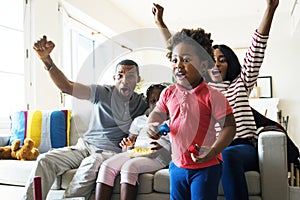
[22,36,148,200]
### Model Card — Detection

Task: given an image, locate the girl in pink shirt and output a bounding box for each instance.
[147,28,236,200]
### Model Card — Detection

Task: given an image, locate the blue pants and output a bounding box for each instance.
[169,161,222,200]
[221,144,258,200]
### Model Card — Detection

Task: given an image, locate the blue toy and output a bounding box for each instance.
[158,123,170,136]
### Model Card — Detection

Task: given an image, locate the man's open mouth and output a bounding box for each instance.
[120,87,130,96]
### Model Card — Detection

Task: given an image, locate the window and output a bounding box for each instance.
[0,0,28,133]
[60,2,109,108]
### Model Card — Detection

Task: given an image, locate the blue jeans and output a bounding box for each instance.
[169,161,222,200]
[221,143,258,200]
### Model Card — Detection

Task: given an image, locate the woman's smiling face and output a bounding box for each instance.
[171,42,206,89]
[208,48,228,83]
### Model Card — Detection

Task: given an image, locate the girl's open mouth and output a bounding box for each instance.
[176,72,186,80]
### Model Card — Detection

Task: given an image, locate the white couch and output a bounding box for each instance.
[0,108,290,200]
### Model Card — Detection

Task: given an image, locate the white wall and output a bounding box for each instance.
[30,0,62,109]
[30,0,300,146]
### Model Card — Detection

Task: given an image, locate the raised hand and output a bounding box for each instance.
[266,0,279,8]
[152,3,172,42]
[152,3,165,26]
[257,0,279,35]
[33,35,55,61]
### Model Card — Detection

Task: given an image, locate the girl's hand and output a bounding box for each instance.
[119,137,135,152]
[146,122,161,140]
[190,145,217,163]
[150,141,162,151]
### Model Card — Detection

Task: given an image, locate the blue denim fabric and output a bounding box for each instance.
[221,143,258,200]
[169,161,222,200]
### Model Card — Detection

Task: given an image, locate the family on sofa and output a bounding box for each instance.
[18,1,281,200]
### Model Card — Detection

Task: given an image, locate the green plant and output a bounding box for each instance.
[135,78,144,93]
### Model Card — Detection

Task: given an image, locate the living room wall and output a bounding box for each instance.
[30,0,300,146]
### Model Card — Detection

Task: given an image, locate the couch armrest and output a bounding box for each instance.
[0,135,11,146]
[258,131,289,200]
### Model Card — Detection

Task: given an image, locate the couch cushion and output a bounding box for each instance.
[9,110,71,153]
[61,169,154,194]
[245,171,261,195]
[0,134,10,146]
[153,169,169,193]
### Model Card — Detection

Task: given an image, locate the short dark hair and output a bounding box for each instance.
[116,59,140,76]
[166,28,214,68]
[212,44,241,82]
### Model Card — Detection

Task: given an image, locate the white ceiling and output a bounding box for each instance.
[108,0,291,29]
[104,0,293,47]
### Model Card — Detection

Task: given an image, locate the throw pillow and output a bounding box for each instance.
[9,110,71,153]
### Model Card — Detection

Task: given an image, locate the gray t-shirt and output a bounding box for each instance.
[84,84,148,153]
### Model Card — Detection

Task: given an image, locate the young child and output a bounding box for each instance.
[95,84,171,200]
[146,28,236,200]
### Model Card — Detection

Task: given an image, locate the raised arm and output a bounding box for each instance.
[33,36,91,100]
[257,0,279,35]
[239,0,279,89]
[152,3,172,42]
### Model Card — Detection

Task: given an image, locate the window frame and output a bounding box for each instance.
[0,0,30,134]
[59,2,112,108]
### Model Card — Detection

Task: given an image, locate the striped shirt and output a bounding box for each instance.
[209,31,269,139]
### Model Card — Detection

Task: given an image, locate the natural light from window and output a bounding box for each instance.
[0,0,26,132]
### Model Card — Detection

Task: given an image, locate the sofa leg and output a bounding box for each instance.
[95,183,113,200]
[120,183,138,200]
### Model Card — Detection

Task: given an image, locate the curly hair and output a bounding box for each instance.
[166,28,214,68]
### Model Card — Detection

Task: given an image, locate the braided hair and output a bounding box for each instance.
[145,84,167,103]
